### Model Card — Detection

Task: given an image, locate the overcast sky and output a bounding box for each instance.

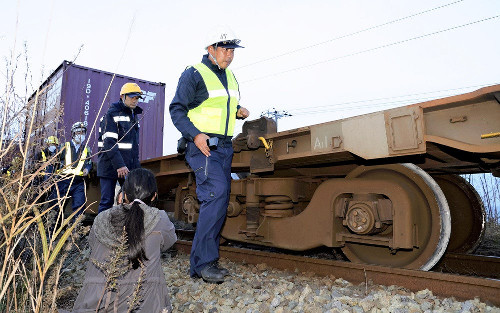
[1,0,499,155]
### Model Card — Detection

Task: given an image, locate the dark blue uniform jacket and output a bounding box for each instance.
[97,100,142,178]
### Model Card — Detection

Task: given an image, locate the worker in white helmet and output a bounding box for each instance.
[48,122,92,218]
[170,25,250,283]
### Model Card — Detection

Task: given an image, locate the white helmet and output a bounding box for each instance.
[205,26,244,50]
[71,121,86,136]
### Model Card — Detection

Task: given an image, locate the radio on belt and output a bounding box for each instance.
[207,137,219,150]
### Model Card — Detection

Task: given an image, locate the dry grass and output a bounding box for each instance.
[0,44,142,312]
[0,48,84,313]
[476,221,500,256]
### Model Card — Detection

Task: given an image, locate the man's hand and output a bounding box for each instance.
[117,166,130,178]
[194,133,211,157]
[237,107,250,119]
[82,168,89,177]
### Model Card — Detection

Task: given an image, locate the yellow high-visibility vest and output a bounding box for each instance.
[187,63,239,136]
[39,150,47,176]
[58,142,89,176]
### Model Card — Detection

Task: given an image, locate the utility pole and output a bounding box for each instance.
[260,107,292,130]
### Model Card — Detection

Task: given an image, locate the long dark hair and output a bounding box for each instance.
[121,168,158,269]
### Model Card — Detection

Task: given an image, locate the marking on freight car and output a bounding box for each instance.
[314,136,329,150]
[139,91,157,104]
[83,79,92,127]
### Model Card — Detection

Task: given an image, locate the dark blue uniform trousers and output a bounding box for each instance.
[98,177,123,213]
[185,141,233,277]
[49,177,86,217]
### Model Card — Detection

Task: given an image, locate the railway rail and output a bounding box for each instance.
[173,239,500,307]
[176,228,500,279]
[435,253,500,280]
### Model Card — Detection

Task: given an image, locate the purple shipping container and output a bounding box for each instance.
[29,60,165,161]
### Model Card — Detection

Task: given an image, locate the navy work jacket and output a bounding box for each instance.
[97,100,142,179]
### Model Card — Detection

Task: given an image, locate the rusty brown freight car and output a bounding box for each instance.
[142,84,500,270]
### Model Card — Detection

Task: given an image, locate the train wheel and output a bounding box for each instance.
[343,163,451,270]
[432,174,485,253]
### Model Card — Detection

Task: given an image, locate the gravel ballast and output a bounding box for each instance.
[164,253,499,313]
[56,234,500,313]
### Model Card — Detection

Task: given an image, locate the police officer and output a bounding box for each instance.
[50,122,92,217]
[97,83,143,213]
[170,26,249,283]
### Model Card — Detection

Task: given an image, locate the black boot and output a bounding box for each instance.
[215,261,230,277]
[200,261,225,283]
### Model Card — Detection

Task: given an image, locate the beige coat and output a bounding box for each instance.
[69,207,177,313]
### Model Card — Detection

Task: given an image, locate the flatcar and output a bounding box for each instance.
[142,84,500,270]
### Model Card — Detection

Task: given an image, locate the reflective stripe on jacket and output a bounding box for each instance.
[97,100,142,178]
[187,63,239,137]
[39,150,48,176]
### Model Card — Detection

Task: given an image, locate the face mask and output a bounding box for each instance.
[48,145,57,153]
[73,134,85,144]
